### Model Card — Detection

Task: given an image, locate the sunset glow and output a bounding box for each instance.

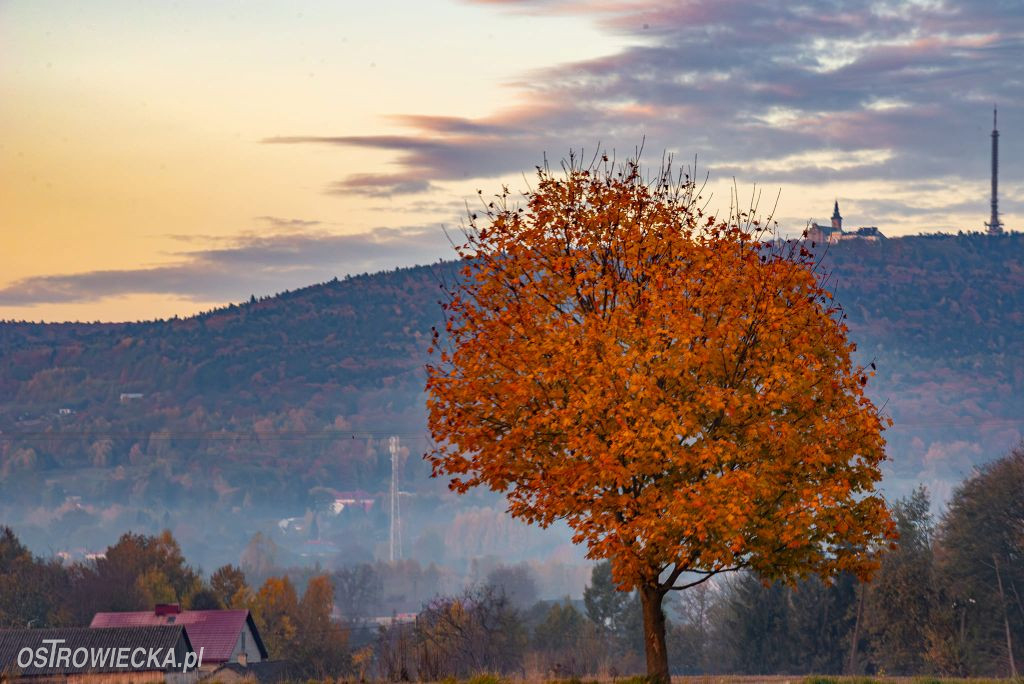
[3,0,1020,321]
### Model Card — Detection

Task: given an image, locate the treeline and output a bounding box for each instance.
[671,446,1023,677]
[2,447,1021,678]
[372,448,1023,678]
[366,452,1020,679]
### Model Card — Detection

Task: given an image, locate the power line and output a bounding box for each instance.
[0,430,432,441]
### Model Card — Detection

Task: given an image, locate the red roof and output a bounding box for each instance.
[90,609,267,663]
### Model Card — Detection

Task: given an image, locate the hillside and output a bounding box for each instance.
[0,264,459,504]
[823,234,1024,494]
[0,263,470,566]
[2,233,1023,563]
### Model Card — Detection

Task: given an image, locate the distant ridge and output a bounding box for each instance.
[2,234,1023,515]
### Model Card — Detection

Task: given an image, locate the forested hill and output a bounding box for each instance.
[0,262,459,516]
[0,261,459,409]
[2,233,1024,515]
[822,233,1024,495]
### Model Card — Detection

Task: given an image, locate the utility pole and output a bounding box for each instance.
[389,435,402,562]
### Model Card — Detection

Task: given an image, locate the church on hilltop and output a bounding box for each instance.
[807,201,885,244]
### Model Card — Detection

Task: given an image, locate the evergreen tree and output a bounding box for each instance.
[584,560,634,642]
[863,487,936,674]
[934,447,1024,677]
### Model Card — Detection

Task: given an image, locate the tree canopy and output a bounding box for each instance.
[426,155,895,678]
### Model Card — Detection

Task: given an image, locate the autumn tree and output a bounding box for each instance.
[209,564,249,608]
[295,575,350,677]
[69,530,198,622]
[0,527,71,628]
[252,576,299,658]
[426,154,894,679]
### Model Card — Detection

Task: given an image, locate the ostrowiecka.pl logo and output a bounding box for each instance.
[16,639,204,673]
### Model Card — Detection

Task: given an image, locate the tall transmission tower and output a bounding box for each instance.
[388,435,402,562]
[987,106,1004,235]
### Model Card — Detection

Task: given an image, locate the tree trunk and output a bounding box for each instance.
[846,581,866,674]
[993,554,1018,678]
[640,584,670,683]
[1011,579,1024,625]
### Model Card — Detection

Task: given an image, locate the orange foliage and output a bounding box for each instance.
[426,156,894,598]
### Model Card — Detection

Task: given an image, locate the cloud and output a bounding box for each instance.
[368,197,471,216]
[254,216,323,230]
[266,1,1023,197]
[265,132,549,183]
[326,173,438,197]
[0,227,454,306]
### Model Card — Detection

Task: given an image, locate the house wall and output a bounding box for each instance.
[228,623,262,664]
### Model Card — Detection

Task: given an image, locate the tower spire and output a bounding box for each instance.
[987,105,1004,235]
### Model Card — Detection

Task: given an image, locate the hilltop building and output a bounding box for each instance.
[807,201,885,244]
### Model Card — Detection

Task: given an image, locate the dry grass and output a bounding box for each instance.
[459,676,1023,684]
[399,676,1023,684]
[288,675,1022,684]
[670,677,1019,684]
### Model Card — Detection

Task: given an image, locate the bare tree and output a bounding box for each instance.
[414,585,526,678]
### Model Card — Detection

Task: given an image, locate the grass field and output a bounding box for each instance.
[434,675,1023,684]
[671,677,1019,684]
[498,676,1024,684]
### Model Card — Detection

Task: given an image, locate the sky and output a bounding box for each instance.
[2,0,1022,322]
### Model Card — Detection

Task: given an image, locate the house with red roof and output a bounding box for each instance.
[90,604,267,668]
